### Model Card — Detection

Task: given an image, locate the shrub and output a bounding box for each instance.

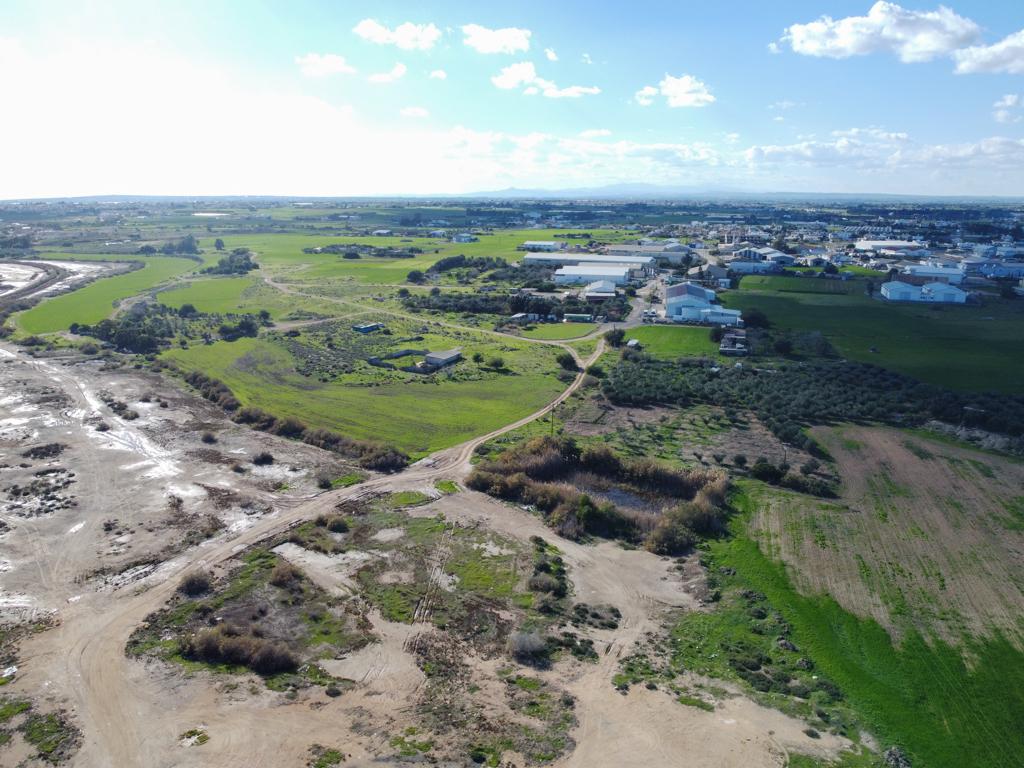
[252,452,274,466]
[178,571,212,596]
[326,516,349,533]
[508,630,548,662]
[201,432,217,444]
[556,352,578,371]
[269,561,302,588]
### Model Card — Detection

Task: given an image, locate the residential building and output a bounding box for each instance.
[452,233,478,243]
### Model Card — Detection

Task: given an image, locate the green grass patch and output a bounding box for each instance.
[17,256,198,333]
[385,491,432,508]
[623,325,721,359]
[521,322,597,340]
[162,334,564,458]
[687,484,1024,768]
[434,479,460,494]
[723,278,1024,392]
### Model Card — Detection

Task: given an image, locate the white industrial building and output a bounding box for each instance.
[521,240,566,252]
[880,281,968,303]
[855,239,927,252]
[522,252,655,271]
[583,280,618,300]
[664,282,743,325]
[554,265,631,286]
[901,264,964,284]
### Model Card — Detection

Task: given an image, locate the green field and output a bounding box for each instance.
[155,276,334,320]
[163,334,564,457]
[723,275,1024,392]
[520,322,597,340]
[213,229,624,287]
[686,484,1024,768]
[17,256,199,334]
[623,325,721,359]
[157,277,254,313]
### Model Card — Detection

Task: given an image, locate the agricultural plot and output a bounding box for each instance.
[748,424,1024,643]
[723,275,1024,392]
[623,325,721,359]
[16,256,199,333]
[520,322,597,340]
[162,321,564,457]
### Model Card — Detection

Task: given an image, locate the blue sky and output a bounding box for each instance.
[1,0,1022,197]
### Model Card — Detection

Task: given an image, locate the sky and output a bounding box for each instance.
[1,0,1023,198]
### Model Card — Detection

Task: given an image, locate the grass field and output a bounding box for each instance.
[17,256,199,334]
[690,491,1024,768]
[211,229,626,287]
[157,277,255,313]
[749,425,1024,643]
[163,334,564,457]
[623,325,721,359]
[723,275,1024,392]
[156,276,336,320]
[520,322,597,340]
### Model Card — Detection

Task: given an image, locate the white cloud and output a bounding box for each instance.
[580,128,611,138]
[429,69,447,80]
[777,1,980,63]
[545,48,558,62]
[581,53,593,65]
[461,24,531,54]
[634,85,658,106]
[724,132,741,144]
[368,62,407,83]
[773,116,785,122]
[295,53,356,78]
[954,29,1024,74]
[491,61,599,98]
[769,99,797,111]
[353,19,441,51]
[400,106,429,118]
[993,94,1022,124]
[636,74,715,108]
[832,126,909,141]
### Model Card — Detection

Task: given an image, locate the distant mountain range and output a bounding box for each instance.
[5,186,1024,204]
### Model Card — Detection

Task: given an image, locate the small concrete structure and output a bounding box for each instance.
[425,349,462,368]
[353,322,384,333]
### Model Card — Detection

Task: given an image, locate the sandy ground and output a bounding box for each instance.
[0,340,848,768]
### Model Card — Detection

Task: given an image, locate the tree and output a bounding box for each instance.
[866,280,876,297]
[773,338,793,355]
[407,270,425,284]
[178,303,198,318]
[397,287,410,298]
[487,355,505,370]
[472,351,484,363]
[604,328,626,347]
[214,238,225,251]
[741,308,770,328]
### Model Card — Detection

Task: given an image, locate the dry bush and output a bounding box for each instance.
[508,630,548,661]
[177,570,212,597]
[269,561,302,588]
